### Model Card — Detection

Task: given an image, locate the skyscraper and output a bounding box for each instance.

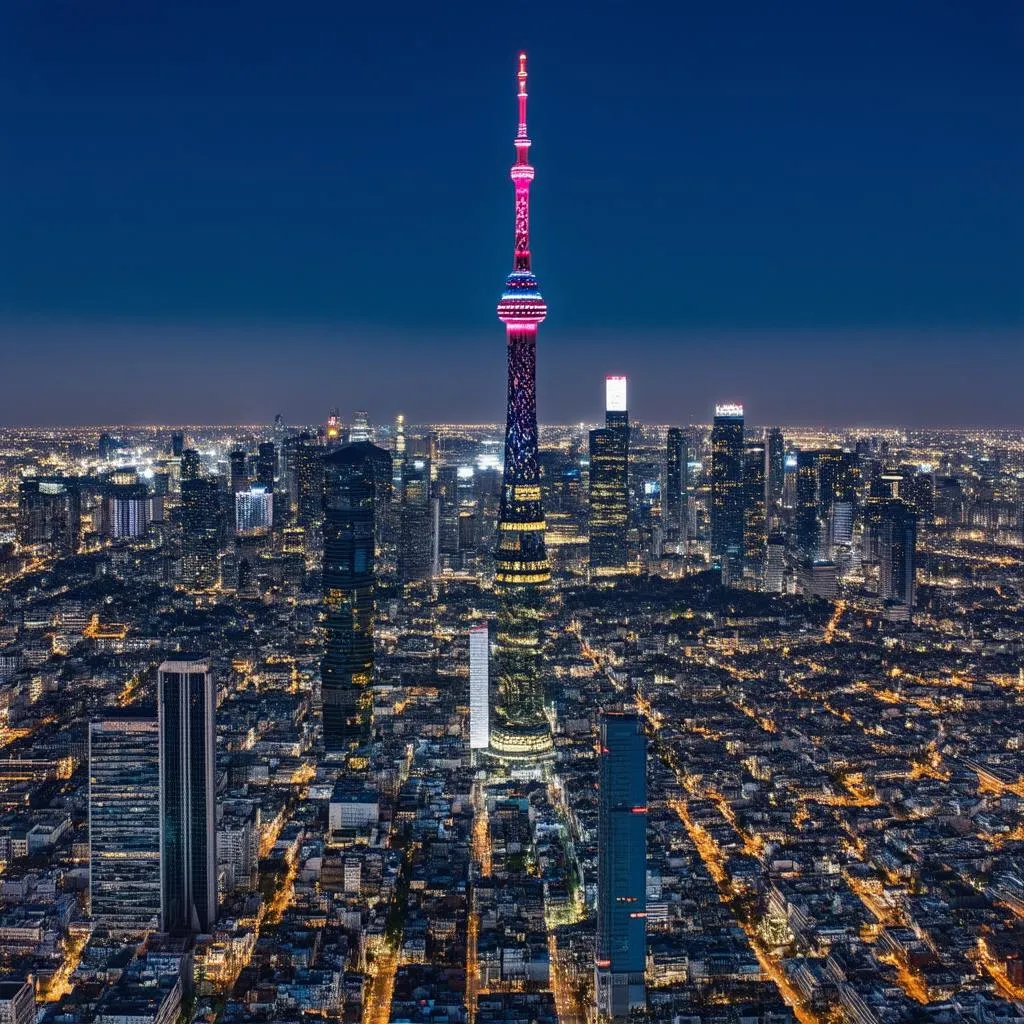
[321,442,392,756]
[710,404,745,562]
[766,427,785,515]
[665,427,688,541]
[794,449,820,561]
[180,448,201,482]
[743,441,767,583]
[295,435,324,527]
[589,377,630,576]
[235,485,273,536]
[596,712,647,1021]
[256,441,277,491]
[229,449,248,493]
[469,625,489,752]
[103,479,151,540]
[18,477,81,556]
[89,715,162,934]
[398,458,433,584]
[879,500,917,610]
[491,53,552,760]
[158,657,216,934]
[180,479,221,592]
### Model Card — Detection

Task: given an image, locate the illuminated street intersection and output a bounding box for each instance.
[0,420,1022,1024]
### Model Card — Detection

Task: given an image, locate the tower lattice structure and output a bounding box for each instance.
[491,53,553,760]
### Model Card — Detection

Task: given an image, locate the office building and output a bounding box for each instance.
[256,441,276,491]
[180,449,201,482]
[398,458,433,584]
[180,479,221,592]
[596,712,647,1022]
[349,410,372,443]
[710,404,745,561]
[103,480,151,540]
[469,625,490,751]
[589,377,630,576]
[325,410,343,449]
[879,500,917,609]
[321,442,392,755]
[743,441,767,582]
[794,450,820,560]
[170,432,185,458]
[89,715,162,934]
[229,449,248,493]
[436,465,461,562]
[295,436,324,527]
[0,980,34,1024]
[664,428,687,541]
[158,657,216,934]
[18,477,81,556]
[235,485,273,536]
[766,427,785,514]
[765,535,786,593]
[491,54,553,760]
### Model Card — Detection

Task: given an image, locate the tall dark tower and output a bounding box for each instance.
[710,404,746,564]
[492,53,552,761]
[321,442,392,757]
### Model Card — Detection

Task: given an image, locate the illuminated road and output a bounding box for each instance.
[42,930,88,1002]
[363,946,399,1024]
[547,932,585,1024]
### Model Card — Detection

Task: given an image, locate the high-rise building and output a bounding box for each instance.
[295,436,324,527]
[18,477,81,556]
[103,480,151,540]
[398,458,433,584]
[765,534,786,592]
[589,376,630,576]
[170,432,185,458]
[235,485,273,536]
[89,715,162,933]
[596,712,647,1022]
[879,500,917,610]
[794,450,820,560]
[491,54,552,761]
[665,428,688,540]
[349,410,372,443]
[229,449,248,493]
[436,466,461,561]
[325,410,344,449]
[256,441,276,491]
[0,980,34,1024]
[710,404,745,562]
[589,428,629,575]
[743,441,767,582]
[180,479,222,592]
[469,625,490,751]
[321,442,392,756]
[180,449,201,482]
[158,657,216,934]
[766,427,785,514]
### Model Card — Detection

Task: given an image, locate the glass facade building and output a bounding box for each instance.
[321,442,392,756]
[596,712,647,1021]
[158,657,217,934]
[89,715,162,934]
[710,404,745,562]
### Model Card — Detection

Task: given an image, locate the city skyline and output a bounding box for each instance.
[3,0,1021,427]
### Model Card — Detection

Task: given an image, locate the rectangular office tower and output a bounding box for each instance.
[589,376,630,577]
[665,428,688,541]
[469,625,490,751]
[710,404,745,563]
[879,500,917,611]
[596,712,647,1021]
[322,442,393,755]
[158,657,217,934]
[89,715,162,934]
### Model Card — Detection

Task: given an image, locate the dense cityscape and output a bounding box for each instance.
[1,34,1022,1024]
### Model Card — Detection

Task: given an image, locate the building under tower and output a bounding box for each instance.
[491,53,553,761]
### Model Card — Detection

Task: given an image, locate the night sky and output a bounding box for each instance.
[1,0,1021,427]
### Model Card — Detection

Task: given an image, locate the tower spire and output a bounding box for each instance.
[509,51,536,273]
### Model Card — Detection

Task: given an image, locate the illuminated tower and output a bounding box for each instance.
[492,53,552,760]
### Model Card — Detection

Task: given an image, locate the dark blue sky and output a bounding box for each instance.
[1,0,1021,426]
